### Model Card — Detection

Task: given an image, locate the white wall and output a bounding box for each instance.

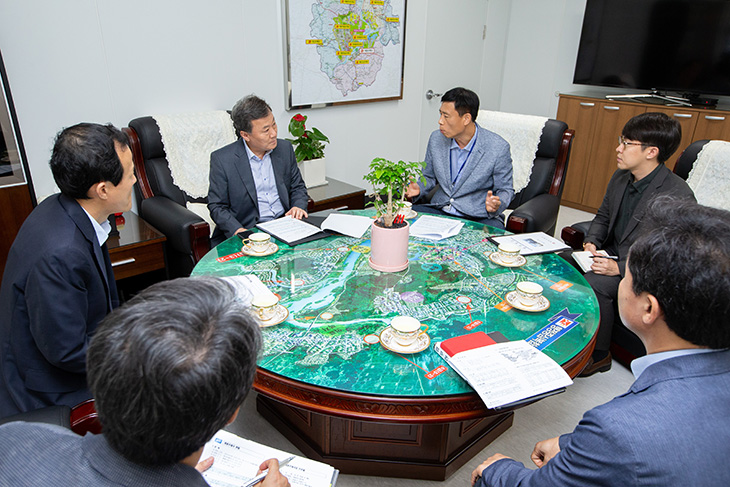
[0,0,430,199]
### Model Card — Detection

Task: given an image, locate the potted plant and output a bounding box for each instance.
[287,113,329,188]
[363,157,425,272]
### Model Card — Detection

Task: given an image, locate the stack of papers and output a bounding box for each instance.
[220,275,277,306]
[490,232,570,255]
[256,213,374,245]
[571,250,609,273]
[201,430,339,487]
[409,215,464,240]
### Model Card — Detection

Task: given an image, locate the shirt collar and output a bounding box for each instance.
[631,348,717,379]
[81,206,111,246]
[632,162,662,193]
[242,139,272,162]
[449,124,478,151]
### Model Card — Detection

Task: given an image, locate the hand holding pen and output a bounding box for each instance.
[243,456,294,487]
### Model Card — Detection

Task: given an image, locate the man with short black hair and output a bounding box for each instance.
[0,277,290,487]
[208,95,309,243]
[0,123,136,418]
[473,197,730,486]
[407,87,514,228]
[579,112,695,375]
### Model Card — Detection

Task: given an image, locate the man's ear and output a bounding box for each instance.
[240,130,250,142]
[462,112,472,126]
[88,181,107,201]
[645,146,660,161]
[643,293,663,325]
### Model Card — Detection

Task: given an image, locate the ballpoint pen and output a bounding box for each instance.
[242,456,295,487]
[589,254,619,260]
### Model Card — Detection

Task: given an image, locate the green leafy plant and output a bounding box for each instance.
[363,157,425,227]
[286,113,330,162]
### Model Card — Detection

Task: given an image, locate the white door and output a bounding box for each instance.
[419,0,490,157]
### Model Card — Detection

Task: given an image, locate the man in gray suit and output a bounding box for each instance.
[407,87,514,228]
[579,112,695,376]
[473,198,730,487]
[208,95,309,243]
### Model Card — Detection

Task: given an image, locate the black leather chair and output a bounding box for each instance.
[124,117,216,278]
[559,139,710,366]
[504,119,574,236]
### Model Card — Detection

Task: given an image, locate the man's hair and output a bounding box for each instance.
[622,112,681,163]
[87,277,262,466]
[628,196,730,348]
[49,123,129,199]
[231,95,273,134]
[441,87,480,122]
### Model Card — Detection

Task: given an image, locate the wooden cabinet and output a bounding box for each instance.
[557,94,730,212]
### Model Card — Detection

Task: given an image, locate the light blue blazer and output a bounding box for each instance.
[479,349,730,486]
[417,124,514,220]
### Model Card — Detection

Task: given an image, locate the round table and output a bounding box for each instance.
[192,212,598,479]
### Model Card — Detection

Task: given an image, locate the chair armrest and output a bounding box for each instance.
[139,196,210,256]
[506,194,560,234]
[561,221,591,249]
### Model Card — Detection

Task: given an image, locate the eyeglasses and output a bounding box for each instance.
[618,136,645,147]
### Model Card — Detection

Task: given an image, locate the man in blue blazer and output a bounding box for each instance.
[473,198,730,487]
[208,95,309,244]
[407,87,513,228]
[0,123,136,418]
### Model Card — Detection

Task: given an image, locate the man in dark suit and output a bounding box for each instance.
[472,198,730,487]
[208,95,309,243]
[0,123,136,418]
[579,112,695,375]
[0,277,291,487]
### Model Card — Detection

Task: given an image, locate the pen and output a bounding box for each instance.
[589,254,619,260]
[242,456,295,487]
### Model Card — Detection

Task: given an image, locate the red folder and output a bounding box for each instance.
[439,331,500,357]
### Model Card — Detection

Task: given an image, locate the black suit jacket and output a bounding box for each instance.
[0,194,118,417]
[585,164,695,276]
[207,138,309,240]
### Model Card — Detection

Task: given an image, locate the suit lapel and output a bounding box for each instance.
[270,145,290,209]
[607,171,632,237]
[232,140,259,208]
[59,195,114,311]
[619,165,670,243]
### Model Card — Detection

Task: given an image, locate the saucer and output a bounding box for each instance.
[242,242,279,257]
[379,327,430,354]
[489,252,527,268]
[505,290,550,312]
[256,304,289,327]
[398,210,418,220]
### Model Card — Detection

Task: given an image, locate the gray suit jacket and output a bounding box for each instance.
[480,349,730,487]
[585,164,695,276]
[417,124,514,219]
[208,138,309,239]
[0,194,117,418]
[0,422,209,486]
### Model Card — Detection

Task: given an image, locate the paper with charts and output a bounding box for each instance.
[201,430,338,487]
[285,0,406,108]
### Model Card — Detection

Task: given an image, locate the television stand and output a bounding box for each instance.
[605,92,691,107]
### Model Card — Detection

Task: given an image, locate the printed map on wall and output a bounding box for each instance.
[285,0,406,108]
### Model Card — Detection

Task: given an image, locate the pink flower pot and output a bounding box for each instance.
[369,220,409,272]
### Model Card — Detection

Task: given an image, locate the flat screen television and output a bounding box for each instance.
[573,0,730,98]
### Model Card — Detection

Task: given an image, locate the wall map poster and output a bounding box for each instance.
[284,0,406,109]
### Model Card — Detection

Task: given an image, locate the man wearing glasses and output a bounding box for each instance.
[578,112,695,376]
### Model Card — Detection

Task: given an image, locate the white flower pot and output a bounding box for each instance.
[299,157,327,188]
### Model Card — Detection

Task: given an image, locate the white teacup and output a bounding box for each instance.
[390,316,428,347]
[498,243,521,263]
[516,281,543,307]
[251,294,279,321]
[246,233,271,253]
[397,201,413,217]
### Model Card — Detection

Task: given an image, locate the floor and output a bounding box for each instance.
[227,205,624,487]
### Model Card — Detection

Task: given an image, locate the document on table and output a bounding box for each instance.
[200,430,339,487]
[490,232,570,255]
[320,213,372,238]
[256,216,323,245]
[409,215,464,240]
[437,340,572,409]
[220,275,276,306]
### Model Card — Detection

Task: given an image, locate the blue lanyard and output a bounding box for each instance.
[450,128,477,185]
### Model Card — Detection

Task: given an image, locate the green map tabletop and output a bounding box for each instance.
[192,211,599,398]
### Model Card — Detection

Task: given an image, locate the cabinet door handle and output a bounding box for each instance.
[112,258,136,267]
[673,113,692,118]
[604,106,620,110]
[705,115,726,121]
[579,102,595,107]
